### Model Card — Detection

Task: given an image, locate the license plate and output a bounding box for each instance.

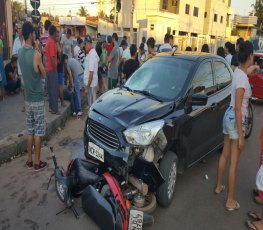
[128,210,143,230]
[88,142,104,162]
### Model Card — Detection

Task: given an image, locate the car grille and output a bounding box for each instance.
[88,119,120,150]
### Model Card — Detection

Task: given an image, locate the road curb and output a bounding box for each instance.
[0,102,71,163]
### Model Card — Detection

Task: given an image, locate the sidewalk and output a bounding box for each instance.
[0,93,71,162]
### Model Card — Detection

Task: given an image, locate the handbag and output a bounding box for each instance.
[256,164,263,191]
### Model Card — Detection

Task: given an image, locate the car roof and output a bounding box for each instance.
[155,51,220,62]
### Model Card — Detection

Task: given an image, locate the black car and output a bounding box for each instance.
[84,52,232,206]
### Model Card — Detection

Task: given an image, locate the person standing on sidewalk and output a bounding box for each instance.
[18,21,47,171]
[61,28,74,59]
[13,22,25,111]
[108,33,120,90]
[45,25,59,114]
[84,35,99,108]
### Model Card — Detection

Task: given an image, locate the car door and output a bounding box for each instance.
[213,59,232,145]
[184,60,220,166]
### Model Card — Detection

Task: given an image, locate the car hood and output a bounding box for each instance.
[91,89,174,127]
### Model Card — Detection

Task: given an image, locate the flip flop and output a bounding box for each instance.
[215,185,225,194]
[246,220,263,230]
[226,200,240,211]
[248,212,263,221]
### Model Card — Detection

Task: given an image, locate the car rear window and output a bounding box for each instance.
[125,57,193,100]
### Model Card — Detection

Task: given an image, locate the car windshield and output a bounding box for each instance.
[124,57,193,101]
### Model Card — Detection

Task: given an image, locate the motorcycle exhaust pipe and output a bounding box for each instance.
[128,176,148,196]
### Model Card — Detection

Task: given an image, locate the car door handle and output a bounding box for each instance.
[210,103,218,111]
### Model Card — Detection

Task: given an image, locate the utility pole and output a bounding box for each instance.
[130,0,134,44]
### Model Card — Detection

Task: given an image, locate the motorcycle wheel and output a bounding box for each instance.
[244,102,253,139]
[132,193,157,214]
[156,151,177,207]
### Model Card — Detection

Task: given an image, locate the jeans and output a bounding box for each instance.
[73,74,83,113]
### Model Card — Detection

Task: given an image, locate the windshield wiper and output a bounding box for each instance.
[122,85,132,92]
[134,90,163,102]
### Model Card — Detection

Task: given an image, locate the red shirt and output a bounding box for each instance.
[45,37,57,72]
[105,44,113,56]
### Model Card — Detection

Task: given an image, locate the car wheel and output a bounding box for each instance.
[244,102,253,139]
[156,151,177,207]
[132,193,157,214]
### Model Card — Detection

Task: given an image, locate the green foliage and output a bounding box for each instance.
[77,6,89,17]
[252,0,263,28]
[12,1,24,21]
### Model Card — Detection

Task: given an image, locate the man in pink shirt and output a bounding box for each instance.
[45,25,59,114]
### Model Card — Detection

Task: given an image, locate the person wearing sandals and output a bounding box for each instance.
[215,41,255,211]
[18,22,47,171]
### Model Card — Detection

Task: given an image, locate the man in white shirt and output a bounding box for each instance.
[224,41,232,66]
[159,34,173,53]
[13,22,25,111]
[83,35,99,107]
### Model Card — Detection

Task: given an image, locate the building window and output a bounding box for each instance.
[214,14,218,22]
[172,0,177,6]
[172,30,176,35]
[193,7,199,17]
[167,27,171,34]
[150,24,154,30]
[204,12,207,18]
[220,16,223,23]
[185,4,190,15]
[162,0,168,10]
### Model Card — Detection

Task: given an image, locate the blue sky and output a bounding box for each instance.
[231,0,255,15]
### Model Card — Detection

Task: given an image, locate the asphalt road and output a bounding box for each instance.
[0,103,263,230]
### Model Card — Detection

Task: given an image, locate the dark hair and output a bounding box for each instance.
[146,37,155,49]
[49,25,57,36]
[164,34,170,43]
[224,41,232,52]
[123,35,127,40]
[185,46,192,51]
[11,55,18,63]
[238,40,253,64]
[97,33,101,38]
[120,39,127,47]
[201,44,209,53]
[107,35,112,43]
[169,34,173,40]
[236,37,244,46]
[139,42,145,51]
[67,28,72,35]
[130,44,137,56]
[142,36,146,43]
[230,43,236,55]
[112,33,118,42]
[77,37,83,45]
[44,20,52,31]
[22,21,34,41]
[217,46,225,58]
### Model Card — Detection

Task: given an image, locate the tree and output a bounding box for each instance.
[252,0,263,33]
[11,1,24,21]
[77,6,89,17]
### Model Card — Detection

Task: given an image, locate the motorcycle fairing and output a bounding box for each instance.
[104,172,129,230]
[132,157,165,192]
[82,185,116,230]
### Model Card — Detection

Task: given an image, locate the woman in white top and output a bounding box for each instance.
[215,41,258,211]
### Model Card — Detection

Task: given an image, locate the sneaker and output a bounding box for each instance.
[34,161,47,172]
[77,111,83,116]
[26,161,33,169]
[73,112,77,116]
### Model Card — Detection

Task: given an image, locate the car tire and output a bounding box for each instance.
[132,193,157,214]
[156,151,178,207]
[244,102,253,139]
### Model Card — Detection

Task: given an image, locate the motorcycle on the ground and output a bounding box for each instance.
[48,147,155,230]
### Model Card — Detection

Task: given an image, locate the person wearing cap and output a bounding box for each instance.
[84,35,100,107]
[108,33,120,90]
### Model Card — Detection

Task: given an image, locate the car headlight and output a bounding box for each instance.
[124,120,165,146]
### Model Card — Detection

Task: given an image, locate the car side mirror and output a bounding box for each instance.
[189,93,208,106]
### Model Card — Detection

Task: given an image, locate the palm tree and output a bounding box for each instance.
[77,6,89,17]
[252,0,263,32]
[11,1,24,21]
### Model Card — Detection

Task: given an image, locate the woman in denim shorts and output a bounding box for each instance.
[215,41,257,211]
